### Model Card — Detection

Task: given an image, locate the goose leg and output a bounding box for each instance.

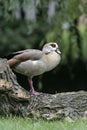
[28,78,41,95]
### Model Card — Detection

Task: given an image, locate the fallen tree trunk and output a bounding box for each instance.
[0,58,87,121]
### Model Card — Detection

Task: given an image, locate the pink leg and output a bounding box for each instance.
[28,78,41,95]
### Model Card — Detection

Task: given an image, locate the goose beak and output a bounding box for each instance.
[55,49,61,54]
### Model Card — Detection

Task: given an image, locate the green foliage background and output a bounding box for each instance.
[0,0,87,92]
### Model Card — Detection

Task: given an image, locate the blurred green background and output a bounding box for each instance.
[1,0,87,93]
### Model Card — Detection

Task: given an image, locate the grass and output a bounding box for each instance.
[0,117,87,130]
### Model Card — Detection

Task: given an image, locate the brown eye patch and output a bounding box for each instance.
[50,43,56,48]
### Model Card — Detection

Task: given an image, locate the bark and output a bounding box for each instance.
[0,58,87,121]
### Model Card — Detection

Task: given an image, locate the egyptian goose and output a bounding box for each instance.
[7,42,61,95]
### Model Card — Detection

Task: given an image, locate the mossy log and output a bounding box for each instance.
[0,58,87,121]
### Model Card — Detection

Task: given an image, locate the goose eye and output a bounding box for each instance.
[50,43,56,48]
